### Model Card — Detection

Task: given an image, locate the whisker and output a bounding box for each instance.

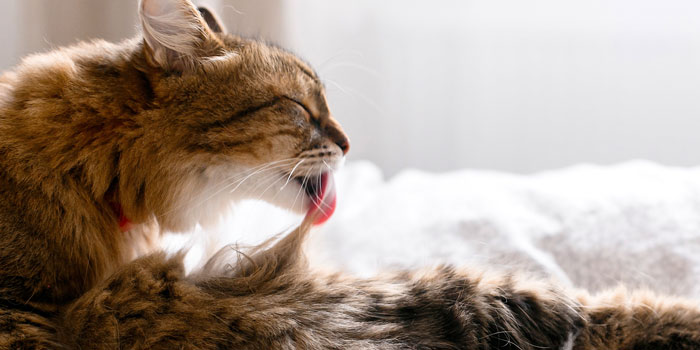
[335,84,386,116]
[228,160,296,195]
[203,162,293,201]
[253,173,288,202]
[267,158,307,205]
[290,167,313,212]
[317,51,366,72]
[323,78,351,95]
[322,159,333,172]
[221,4,245,15]
[281,159,305,190]
[161,158,297,218]
[316,162,337,213]
[313,167,332,217]
[243,166,293,198]
[321,61,381,79]
[215,163,292,198]
[196,158,296,200]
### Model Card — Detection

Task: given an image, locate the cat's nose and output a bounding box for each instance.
[324,116,350,155]
[335,134,350,155]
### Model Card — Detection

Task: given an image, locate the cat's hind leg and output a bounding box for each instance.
[62,253,239,350]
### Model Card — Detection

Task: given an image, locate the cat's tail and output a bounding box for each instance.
[574,287,700,349]
[195,210,318,289]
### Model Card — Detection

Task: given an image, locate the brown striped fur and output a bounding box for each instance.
[61,216,700,349]
[0,0,698,348]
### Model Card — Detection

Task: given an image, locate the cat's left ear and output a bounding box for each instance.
[139,0,225,71]
[198,7,226,34]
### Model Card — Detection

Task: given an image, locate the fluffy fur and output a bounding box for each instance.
[61,217,700,349]
[0,0,698,349]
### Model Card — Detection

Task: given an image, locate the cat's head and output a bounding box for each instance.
[123,0,349,231]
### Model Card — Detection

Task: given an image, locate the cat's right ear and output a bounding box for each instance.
[139,0,225,72]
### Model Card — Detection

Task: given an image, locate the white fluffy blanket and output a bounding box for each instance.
[168,161,700,299]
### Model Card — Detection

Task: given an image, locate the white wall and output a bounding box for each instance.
[0,0,139,70]
[0,1,21,70]
[276,0,700,175]
[2,1,699,176]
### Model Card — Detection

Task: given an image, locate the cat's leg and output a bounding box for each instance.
[0,302,63,349]
[574,288,700,350]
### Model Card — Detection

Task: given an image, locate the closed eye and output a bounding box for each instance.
[283,96,314,120]
[195,96,315,137]
[198,98,281,132]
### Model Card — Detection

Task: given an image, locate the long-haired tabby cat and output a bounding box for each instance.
[0,0,697,348]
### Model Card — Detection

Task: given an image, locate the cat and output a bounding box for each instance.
[0,0,698,348]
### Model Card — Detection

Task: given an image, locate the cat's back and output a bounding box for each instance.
[0,70,17,102]
[0,39,137,112]
[0,39,150,178]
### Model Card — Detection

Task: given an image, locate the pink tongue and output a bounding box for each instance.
[306,172,337,225]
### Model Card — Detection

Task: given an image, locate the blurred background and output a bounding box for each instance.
[3,1,697,295]
[2,0,699,176]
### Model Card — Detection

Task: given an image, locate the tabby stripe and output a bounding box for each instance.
[189,129,301,152]
[0,298,55,318]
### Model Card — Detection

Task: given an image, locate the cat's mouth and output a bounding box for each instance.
[294,172,337,225]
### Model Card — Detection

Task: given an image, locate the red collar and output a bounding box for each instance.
[112,203,133,232]
[119,213,133,232]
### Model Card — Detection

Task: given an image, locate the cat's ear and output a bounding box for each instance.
[139,0,224,71]
[198,7,226,34]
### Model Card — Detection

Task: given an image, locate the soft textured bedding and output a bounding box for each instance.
[169,160,700,299]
